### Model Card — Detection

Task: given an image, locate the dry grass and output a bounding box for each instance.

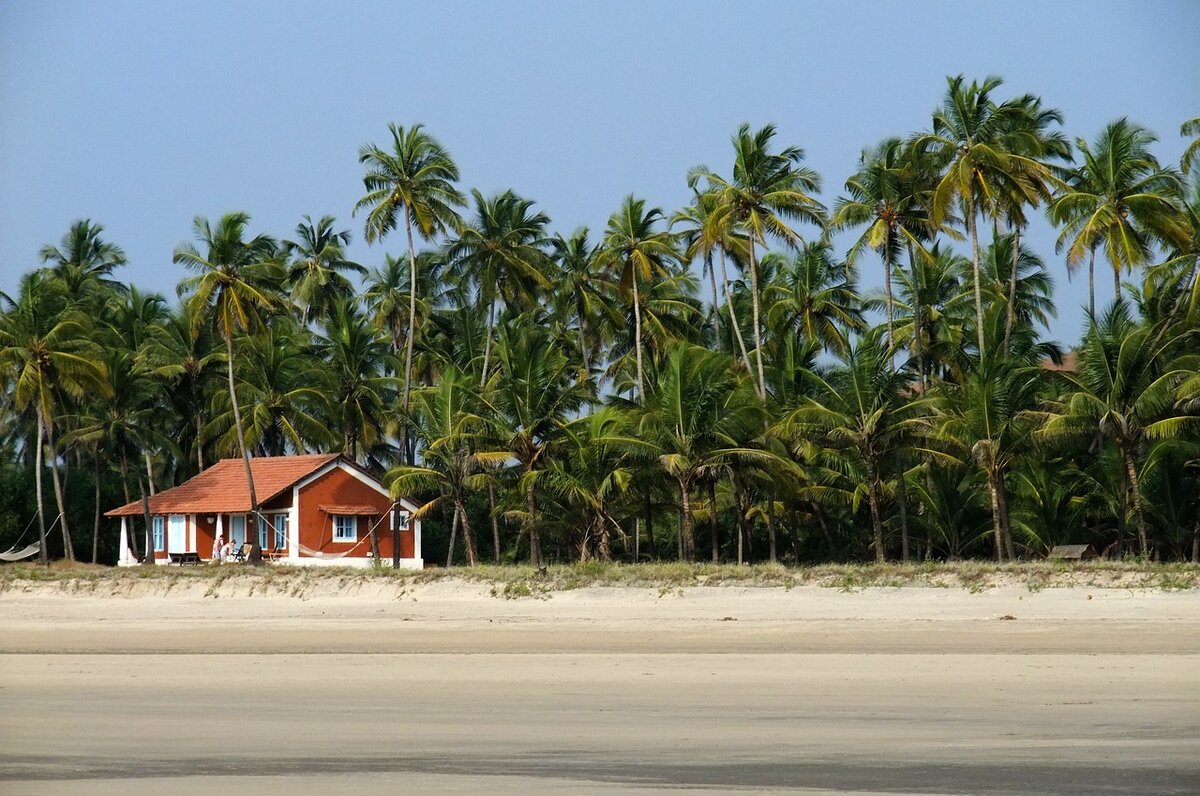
[1,558,1198,598]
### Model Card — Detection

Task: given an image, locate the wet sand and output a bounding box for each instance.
[1,582,1198,794]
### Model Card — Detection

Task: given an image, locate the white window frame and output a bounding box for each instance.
[257,515,270,550]
[229,514,247,546]
[333,514,357,542]
[152,516,165,552]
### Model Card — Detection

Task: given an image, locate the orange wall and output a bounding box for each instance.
[297,466,413,558]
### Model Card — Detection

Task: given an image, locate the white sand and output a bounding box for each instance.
[1,581,1198,794]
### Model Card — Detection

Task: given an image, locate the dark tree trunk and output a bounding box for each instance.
[42,408,74,560]
[34,415,48,565]
[92,453,101,564]
[456,495,478,566]
[986,467,1005,562]
[709,481,720,564]
[489,481,501,564]
[225,331,262,564]
[866,458,886,563]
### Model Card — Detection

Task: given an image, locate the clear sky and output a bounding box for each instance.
[2,0,1197,344]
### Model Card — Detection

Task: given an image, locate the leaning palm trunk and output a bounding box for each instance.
[41,408,74,560]
[1088,249,1096,319]
[481,299,496,389]
[1003,226,1021,354]
[747,240,767,399]
[489,481,501,564]
[719,249,753,374]
[119,450,140,561]
[456,494,478,566]
[882,238,896,351]
[967,207,987,357]
[997,471,1016,560]
[401,210,420,467]
[631,271,645,400]
[34,416,48,565]
[224,331,261,564]
[445,504,459,567]
[1122,450,1149,555]
[705,254,722,340]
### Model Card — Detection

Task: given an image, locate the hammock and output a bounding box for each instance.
[294,509,396,560]
[0,543,41,562]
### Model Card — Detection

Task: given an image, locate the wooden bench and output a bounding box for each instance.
[169,552,203,566]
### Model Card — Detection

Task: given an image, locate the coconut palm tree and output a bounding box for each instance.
[387,368,499,566]
[174,212,282,563]
[763,241,864,357]
[1039,302,1197,555]
[0,272,109,562]
[355,123,465,465]
[690,124,826,397]
[635,343,768,561]
[445,189,554,386]
[834,137,932,349]
[39,219,127,300]
[487,317,590,567]
[549,228,620,377]
[596,196,680,401]
[282,215,366,325]
[915,75,1061,358]
[1181,117,1200,175]
[317,299,397,463]
[1051,119,1188,313]
[775,328,921,562]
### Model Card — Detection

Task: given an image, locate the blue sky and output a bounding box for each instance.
[2,0,1197,344]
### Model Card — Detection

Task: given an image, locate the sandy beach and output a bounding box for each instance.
[2,579,1198,794]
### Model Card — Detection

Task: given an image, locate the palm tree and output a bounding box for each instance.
[317,299,396,463]
[775,329,921,562]
[549,228,619,377]
[636,343,768,561]
[0,272,109,562]
[355,123,465,465]
[488,317,590,566]
[690,123,826,397]
[445,189,554,386]
[175,212,282,563]
[387,368,499,566]
[1051,119,1188,314]
[1039,302,1197,555]
[834,138,931,349]
[1181,117,1200,175]
[39,219,127,299]
[282,215,366,325]
[763,241,864,357]
[596,196,680,400]
[916,75,1060,357]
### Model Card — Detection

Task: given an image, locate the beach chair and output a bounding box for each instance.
[229,543,252,563]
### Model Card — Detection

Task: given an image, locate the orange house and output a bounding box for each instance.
[105,454,422,568]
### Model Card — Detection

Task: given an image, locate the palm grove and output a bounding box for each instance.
[3,75,1200,567]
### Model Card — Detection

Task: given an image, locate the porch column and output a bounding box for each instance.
[215,513,224,544]
[118,517,135,566]
[287,487,300,562]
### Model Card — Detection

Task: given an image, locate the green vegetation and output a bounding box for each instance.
[2,74,1199,567]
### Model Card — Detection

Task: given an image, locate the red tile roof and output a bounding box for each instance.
[105,454,339,517]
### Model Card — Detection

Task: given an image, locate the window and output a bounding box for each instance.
[395,511,410,531]
[257,515,270,550]
[229,515,246,546]
[152,516,165,552]
[333,515,357,542]
[274,514,288,549]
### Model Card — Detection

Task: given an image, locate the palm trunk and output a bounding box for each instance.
[766,504,776,563]
[92,453,101,564]
[1191,514,1199,563]
[42,408,74,560]
[481,299,496,388]
[119,450,139,560]
[445,502,459,567]
[631,270,645,400]
[709,481,720,564]
[402,206,419,467]
[489,481,501,564]
[643,492,657,561]
[1088,249,1096,319]
[137,467,153,567]
[34,414,48,565]
[997,469,1016,561]
[526,475,542,568]
[597,509,612,561]
[678,478,695,562]
[457,495,477,566]
[1122,450,1148,555]
[720,249,753,374]
[1003,227,1021,354]
[195,413,205,473]
[897,468,910,563]
[866,457,885,563]
[967,208,986,358]
[986,467,1005,562]
[882,237,896,352]
[705,254,721,340]
[748,239,767,399]
[225,330,261,563]
[1113,262,1121,303]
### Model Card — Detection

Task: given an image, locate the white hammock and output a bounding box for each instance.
[0,543,41,562]
[294,512,394,560]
